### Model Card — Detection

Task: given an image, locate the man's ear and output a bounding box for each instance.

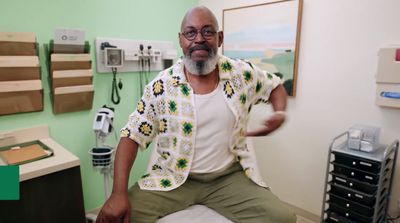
[218,31,224,47]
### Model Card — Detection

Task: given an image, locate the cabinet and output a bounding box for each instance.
[321,132,399,223]
[0,166,86,223]
[0,126,86,223]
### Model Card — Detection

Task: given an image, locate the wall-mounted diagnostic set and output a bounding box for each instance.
[95,37,177,104]
[95,37,176,73]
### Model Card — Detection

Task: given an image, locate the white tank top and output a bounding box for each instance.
[190,83,236,173]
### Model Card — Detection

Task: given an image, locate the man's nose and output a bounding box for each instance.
[194,31,206,42]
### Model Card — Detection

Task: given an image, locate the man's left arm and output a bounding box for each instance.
[246,84,287,136]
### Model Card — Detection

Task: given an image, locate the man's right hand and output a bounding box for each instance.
[96,192,131,223]
[96,137,139,222]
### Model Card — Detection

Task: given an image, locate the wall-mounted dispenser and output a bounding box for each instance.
[376,46,400,108]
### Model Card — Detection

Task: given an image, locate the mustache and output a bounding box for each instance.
[189,44,212,55]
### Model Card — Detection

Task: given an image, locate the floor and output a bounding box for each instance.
[296,215,316,223]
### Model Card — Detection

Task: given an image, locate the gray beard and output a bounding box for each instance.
[183,53,219,76]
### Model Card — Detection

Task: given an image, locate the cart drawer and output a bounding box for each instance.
[332,163,379,184]
[329,193,374,217]
[331,173,377,194]
[329,204,372,223]
[333,152,381,173]
[325,211,352,223]
[329,183,375,206]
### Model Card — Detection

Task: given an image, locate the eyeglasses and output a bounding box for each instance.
[180,27,218,41]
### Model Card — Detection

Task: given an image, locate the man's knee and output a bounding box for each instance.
[128,184,160,223]
[128,184,194,223]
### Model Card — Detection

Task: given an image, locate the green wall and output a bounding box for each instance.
[0,0,197,211]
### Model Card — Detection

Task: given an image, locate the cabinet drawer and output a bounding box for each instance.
[329,183,375,206]
[329,193,374,217]
[331,174,377,194]
[332,163,379,184]
[333,152,381,173]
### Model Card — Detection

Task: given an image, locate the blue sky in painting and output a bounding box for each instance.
[224,25,295,48]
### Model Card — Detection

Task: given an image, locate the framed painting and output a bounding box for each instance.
[223,0,303,96]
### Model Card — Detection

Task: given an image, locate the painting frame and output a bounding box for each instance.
[222,0,303,96]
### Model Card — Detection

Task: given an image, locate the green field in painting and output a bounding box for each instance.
[261,51,294,80]
[224,49,296,95]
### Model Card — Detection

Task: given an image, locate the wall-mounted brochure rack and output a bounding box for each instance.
[45,40,93,114]
[0,32,43,116]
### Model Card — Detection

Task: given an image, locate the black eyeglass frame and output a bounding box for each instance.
[180,27,219,41]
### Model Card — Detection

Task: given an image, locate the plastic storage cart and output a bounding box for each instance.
[321,132,399,223]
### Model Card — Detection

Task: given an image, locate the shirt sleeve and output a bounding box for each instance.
[252,65,283,104]
[120,85,159,150]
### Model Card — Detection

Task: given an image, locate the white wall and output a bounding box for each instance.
[199,0,400,217]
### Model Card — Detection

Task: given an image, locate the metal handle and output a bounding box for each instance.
[329,131,349,152]
[384,140,399,158]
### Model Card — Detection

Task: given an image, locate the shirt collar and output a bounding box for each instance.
[217,55,234,80]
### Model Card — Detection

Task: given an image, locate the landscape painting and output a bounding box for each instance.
[223,0,303,96]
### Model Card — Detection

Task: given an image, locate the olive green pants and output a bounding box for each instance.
[128,163,296,223]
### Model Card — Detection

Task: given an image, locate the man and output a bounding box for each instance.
[96,6,295,223]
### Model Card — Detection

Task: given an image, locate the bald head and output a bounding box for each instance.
[181,6,219,31]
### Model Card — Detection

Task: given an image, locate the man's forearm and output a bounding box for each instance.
[270,84,287,112]
[112,137,138,194]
